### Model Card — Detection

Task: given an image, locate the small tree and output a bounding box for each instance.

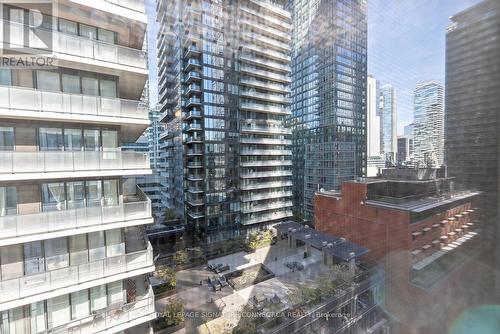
[174,250,188,266]
[163,298,184,326]
[154,265,177,291]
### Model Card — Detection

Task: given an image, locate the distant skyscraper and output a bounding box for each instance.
[404,123,414,138]
[157,0,293,244]
[367,76,381,157]
[287,0,368,219]
[379,84,397,163]
[445,0,500,293]
[397,136,413,165]
[414,81,444,167]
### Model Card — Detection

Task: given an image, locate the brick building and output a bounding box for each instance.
[314,168,487,334]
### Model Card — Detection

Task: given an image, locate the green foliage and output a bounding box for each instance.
[152,298,184,330]
[173,250,188,266]
[247,230,273,250]
[154,265,176,292]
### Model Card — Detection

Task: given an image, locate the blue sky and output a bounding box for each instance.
[368,0,481,134]
[145,0,481,132]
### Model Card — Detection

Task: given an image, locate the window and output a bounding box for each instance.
[88,231,105,262]
[101,130,118,151]
[30,301,46,334]
[80,24,97,40]
[98,28,116,43]
[100,79,117,98]
[103,180,119,206]
[83,129,100,151]
[71,290,90,320]
[105,229,124,257]
[41,183,65,211]
[47,295,71,328]
[64,128,82,151]
[0,186,17,216]
[82,77,99,96]
[44,237,69,271]
[86,180,102,207]
[90,285,107,312]
[0,69,12,85]
[107,281,124,304]
[0,127,14,151]
[24,241,44,275]
[62,74,80,94]
[36,71,60,92]
[39,127,63,151]
[66,181,85,209]
[58,18,78,35]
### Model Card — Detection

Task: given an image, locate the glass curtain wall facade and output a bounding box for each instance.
[413,81,444,167]
[287,0,367,219]
[157,0,292,244]
[379,84,397,164]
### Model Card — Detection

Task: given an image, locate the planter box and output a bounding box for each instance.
[154,288,177,300]
[154,322,185,334]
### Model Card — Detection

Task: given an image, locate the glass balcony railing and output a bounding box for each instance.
[0,151,149,176]
[0,86,147,120]
[240,149,292,155]
[240,137,292,145]
[240,102,290,114]
[242,210,293,225]
[2,20,146,69]
[46,288,155,334]
[0,188,151,241]
[0,245,153,304]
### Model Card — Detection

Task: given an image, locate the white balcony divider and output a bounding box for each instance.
[104,0,146,13]
[0,199,151,241]
[0,151,149,175]
[0,244,153,304]
[0,86,147,120]
[2,20,146,69]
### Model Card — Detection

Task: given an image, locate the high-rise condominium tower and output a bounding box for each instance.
[367,75,381,157]
[287,0,367,219]
[445,0,500,294]
[379,84,397,164]
[414,81,444,167]
[157,0,293,245]
[0,1,155,333]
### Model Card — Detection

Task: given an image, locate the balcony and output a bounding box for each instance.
[0,245,154,306]
[187,210,205,219]
[184,71,202,83]
[241,191,293,202]
[183,98,202,108]
[0,86,148,140]
[240,89,289,104]
[187,199,204,206]
[240,160,292,167]
[187,186,204,194]
[242,201,293,214]
[0,187,152,246]
[240,65,291,84]
[240,79,291,94]
[240,137,292,145]
[3,20,147,71]
[183,84,202,96]
[183,123,202,132]
[241,210,293,225]
[240,171,292,178]
[0,151,150,181]
[240,102,290,115]
[241,124,291,134]
[240,19,291,42]
[183,109,202,120]
[187,161,203,168]
[240,149,292,156]
[240,7,291,31]
[187,149,203,156]
[184,59,202,71]
[184,45,201,58]
[186,137,203,144]
[240,56,291,73]
[241,181,293,190]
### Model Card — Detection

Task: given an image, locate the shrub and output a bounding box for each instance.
[173,250,188,266]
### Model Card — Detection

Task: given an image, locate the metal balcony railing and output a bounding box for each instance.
[0,151,149,176]
[0,244,153,304]
[2,20,146,69]
[0,86,147,120]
